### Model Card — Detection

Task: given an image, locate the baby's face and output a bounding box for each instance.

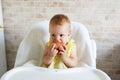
[49,23,71,45]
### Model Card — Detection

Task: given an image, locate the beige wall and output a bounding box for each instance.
[2,0,120,80]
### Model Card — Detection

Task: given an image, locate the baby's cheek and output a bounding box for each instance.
[50,38,54,42]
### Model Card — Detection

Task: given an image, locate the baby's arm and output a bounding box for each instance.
[60,45,77,68]
[42,44,58,67]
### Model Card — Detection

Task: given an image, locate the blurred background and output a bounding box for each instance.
[0,0,120,80]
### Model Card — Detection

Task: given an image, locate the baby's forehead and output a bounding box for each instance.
[50,22,70,28]
[50,25,70,32]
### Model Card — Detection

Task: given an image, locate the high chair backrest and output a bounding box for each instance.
[14,20,96,68]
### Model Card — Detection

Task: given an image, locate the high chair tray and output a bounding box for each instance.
[1,66,111,80]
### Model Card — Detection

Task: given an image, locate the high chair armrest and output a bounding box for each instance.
[90,39,97,68]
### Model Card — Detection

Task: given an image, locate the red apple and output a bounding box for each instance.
[53,41,63,51]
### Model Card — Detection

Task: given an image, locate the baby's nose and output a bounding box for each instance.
[55,36,61,41]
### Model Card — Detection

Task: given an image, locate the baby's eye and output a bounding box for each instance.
[51,34,55,37]
[60,34,64,37]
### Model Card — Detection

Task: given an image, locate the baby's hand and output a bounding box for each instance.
[47,43,58,57]
[52,41,67,56]
[59,44,66,51]
[58,45,67,55]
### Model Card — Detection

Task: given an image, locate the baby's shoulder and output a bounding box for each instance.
[67,39,76,48]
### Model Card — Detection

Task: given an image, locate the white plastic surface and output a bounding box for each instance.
[1,67,111,80]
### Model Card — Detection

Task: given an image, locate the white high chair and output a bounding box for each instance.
[0,21,111,80]
[15,20,97,68]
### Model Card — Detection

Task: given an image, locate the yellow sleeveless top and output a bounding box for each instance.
[43,39,76,69]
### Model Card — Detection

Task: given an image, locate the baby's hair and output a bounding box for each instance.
[49,14,71,28]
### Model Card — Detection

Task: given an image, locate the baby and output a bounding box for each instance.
[42,14,77,69]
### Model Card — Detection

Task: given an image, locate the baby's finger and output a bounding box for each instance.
[58,51,64,55]
[47,45,51,51]
[62,45,66,50]
[54,49,58,54]
[51,44,56,51]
